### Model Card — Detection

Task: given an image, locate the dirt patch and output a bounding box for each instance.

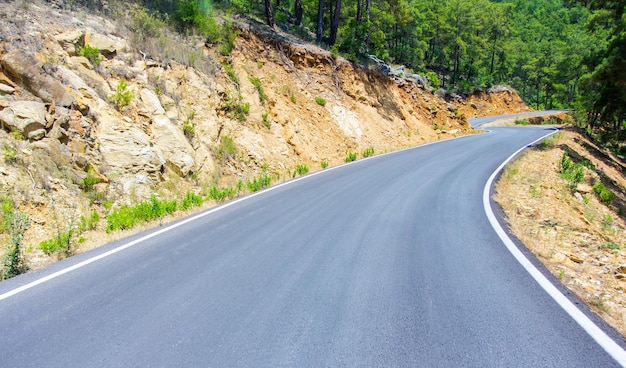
[495,127,626,337]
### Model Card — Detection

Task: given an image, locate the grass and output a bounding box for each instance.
[295,164,309,176]
[223,63,240,89]
[321,160,329,169]
[3,145,17,163]
[315,97,326,106]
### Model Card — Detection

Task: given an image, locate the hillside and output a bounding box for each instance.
[0,1,529,274]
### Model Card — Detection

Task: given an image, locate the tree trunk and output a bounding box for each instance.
[264,0,275,28]
[329,0,341,46]
[294,0,303,26]
[316,0,324,43]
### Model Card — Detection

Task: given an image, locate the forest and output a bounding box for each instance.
[85,0,624,146]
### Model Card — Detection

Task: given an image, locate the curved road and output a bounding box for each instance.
[1,120,625,366]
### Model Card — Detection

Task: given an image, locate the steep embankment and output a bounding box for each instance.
[0,1,528,272]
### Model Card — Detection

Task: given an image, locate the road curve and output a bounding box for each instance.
[1,125,624,366]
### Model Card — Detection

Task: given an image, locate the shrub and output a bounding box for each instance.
[222,63,240,89]
[290,94,297,103]
[559,153,584,189]
[217,135,237,161]
[315,97,327,106]
[3,145,17,163]
[321,160,329,169]
[106,196,177,233]
[262,112,270,128]
[1,206,29,279]
[514,119,529,125]
[39,230,73,255]
[181,191,203,210]
[77,44,101,66]
[593,181,616,203]
[221,91,250,122]
[110,79,134,109]
[425,71,440,90]
[247,173,272,192]
[345,151,357,162]
[79,210,100,231]
[295,164,309,176]
[219,22,238,56]
[249,76,267,104]
[362,147,375,158]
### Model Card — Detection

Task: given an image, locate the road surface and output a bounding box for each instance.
[0,120,624,366]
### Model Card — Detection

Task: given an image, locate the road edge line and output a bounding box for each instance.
[483,129,626,366]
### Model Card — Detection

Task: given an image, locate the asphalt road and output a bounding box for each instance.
[1,123,625,366]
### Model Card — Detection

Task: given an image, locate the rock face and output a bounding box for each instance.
[1,50,73,107]
[151,114,195,177]
[0,100,47,139]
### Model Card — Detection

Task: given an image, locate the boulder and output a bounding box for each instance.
[83,30,126,57]
[0,100,47,139]
[54,29,84,55]
[139,88,165,116]
[151,115,195,177]
[1,50,73,107]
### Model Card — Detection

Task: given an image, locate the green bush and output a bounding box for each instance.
[247,173,272,192]
[77,44,101,66]
[217,135,237,161]
[79,210,100,231]
[181,191,203,210]
[321,160,329,169]
[425,71,440,90]
[315,97,327,106]
[219,22,238,56]
[39,230,73,255]
[295,164,309,176]
[249,76,267,104]
[593,181,616,203]
[262,112,270,128]
[3,145,17,163]
[345,151,357,162]
[110,79,134,109]
[106,196,177,233]
[559,153,584,189]
[362,147,375,158]
[221,91,250,122]
[1,206,29,280]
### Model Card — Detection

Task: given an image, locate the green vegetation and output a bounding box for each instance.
[1,199,29,280]
[362,147,375,158]
[249,76,267,104]
[77,44,101,66]
[247,173,272,192]
[261,112,270,128]
[559,153,585,190]
[181,191,203,210]
[221,91,250,121]
[321,160,329,169]
[295,164,309,176]
[223,63,240,89]
[217,135,236,161]
[593,181,615,204]
[110,79,134,109]
[3,145,17,163]
[315,97,326,106]
[106,196,178,233]
[345,151,357,162]
[183,111,196,139]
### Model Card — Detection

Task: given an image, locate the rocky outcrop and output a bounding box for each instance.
[1,50,73,107]
[0,100,48,140]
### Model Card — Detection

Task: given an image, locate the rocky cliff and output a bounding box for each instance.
[0,1,529,271]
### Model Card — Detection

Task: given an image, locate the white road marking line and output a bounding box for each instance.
[483,129,626,367]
